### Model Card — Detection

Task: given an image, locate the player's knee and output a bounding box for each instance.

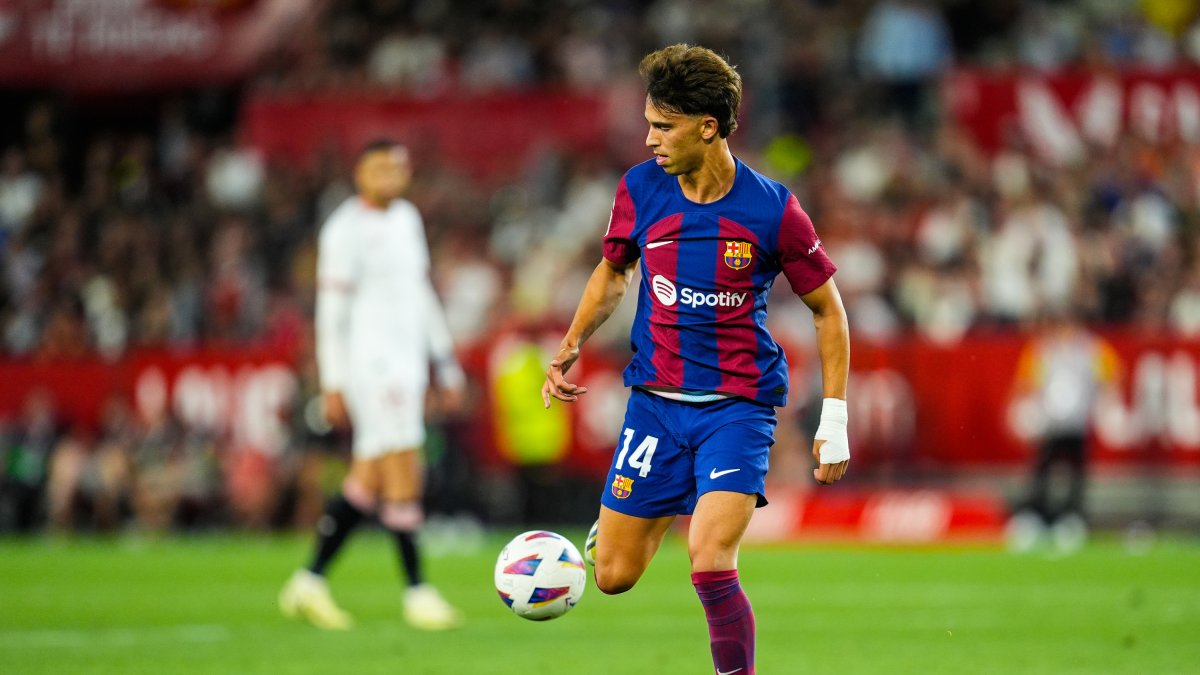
[688,541,739,573]
[380,501,423,531]
[342,479,377,513]
[593,563,638,595]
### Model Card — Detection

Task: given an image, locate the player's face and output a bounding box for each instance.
[355,147,412,206]
[644,99,713,176]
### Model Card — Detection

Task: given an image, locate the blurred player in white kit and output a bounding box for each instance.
[280,139,465,631]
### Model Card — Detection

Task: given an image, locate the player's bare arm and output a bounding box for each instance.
[542,258,635,408]
[321,391,350,429]
[800,277,851,485]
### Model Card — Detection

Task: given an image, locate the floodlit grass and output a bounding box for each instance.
[0,531,1197,674]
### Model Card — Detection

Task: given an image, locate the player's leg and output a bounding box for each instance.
[1063,435,1088,519]
[592,505,675,594]
[688,491,757,572]
[687,399,775,675]
[310,459,377,574]
[377,448,462,630]
[1027,438,1057,523]
[593,389,695,594]
[377,450,425,586]
[689,491,759,675]
[1051,435,1089,554]
[279,457,377,630]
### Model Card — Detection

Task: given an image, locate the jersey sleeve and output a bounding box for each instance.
[602,176,638,265]
[317,209,357,293]
[778,194,837,296]
[315,211,355,391]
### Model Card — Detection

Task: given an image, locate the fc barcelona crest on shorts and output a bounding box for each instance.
[611,475,634,499]
[724,241,753,270]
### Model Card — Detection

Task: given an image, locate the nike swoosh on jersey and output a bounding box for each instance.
[645,240,675,249]
[709,468,741,479]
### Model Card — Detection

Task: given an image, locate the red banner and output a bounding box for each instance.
[0,0,313,91]
[5,332,1200,469]
[944,66,1200,163]
[240,90,609,182]
[483,331,1200,472]
[852,333,1200,467]
[738,488,1007,544]
[0,349,296,455]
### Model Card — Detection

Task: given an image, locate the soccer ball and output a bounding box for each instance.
[494,530,587,621]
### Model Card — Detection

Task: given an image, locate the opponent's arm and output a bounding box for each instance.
[315,277,352,428]
[541,258,635,407]
[315,217,355,428]
[800,277,850,485]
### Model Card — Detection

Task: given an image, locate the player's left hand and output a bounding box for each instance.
[542,344,587,408]
[322,391,350,429]
[812,439,850,486]
[431,385,466,415]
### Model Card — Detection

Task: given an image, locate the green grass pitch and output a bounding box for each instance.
[0,531,1197,674]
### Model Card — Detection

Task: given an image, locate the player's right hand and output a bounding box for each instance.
[812,442,849,485]
[322,391,350,429]
[542,345,587,408]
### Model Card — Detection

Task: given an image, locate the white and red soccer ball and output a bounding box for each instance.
[494,530,587,621]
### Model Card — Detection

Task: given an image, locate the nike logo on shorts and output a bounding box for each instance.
[646,240,675,249]
[709,468,741,479]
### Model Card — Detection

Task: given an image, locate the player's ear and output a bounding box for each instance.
[699,115,719,141]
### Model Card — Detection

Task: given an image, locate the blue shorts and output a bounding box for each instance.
[600,388,777,518]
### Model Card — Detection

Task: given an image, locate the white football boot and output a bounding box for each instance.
[279,569,353,631]
[584,520,599,566]
[403,584,463,631]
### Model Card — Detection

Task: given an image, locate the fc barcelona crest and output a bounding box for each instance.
[611,475,634,499]
[724,241,753,270]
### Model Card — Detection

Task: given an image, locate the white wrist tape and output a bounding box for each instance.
[814,398,850,464]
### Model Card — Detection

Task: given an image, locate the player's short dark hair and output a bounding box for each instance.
[357,138,402,161]
[639,44,742,138]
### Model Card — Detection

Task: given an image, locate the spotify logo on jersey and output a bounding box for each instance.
[651,275,678,306]
[651,275,747,309]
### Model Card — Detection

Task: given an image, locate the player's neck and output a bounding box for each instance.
[359,195,391,210]
[677,147,736,204]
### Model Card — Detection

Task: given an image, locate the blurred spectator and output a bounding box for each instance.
[47,395,133,533]
[1,389,62,532]
[1168,265,1200,334]
[857,0,953,127]
[130,407,222,533]
[982,163,1079,324]
[459,29,536,91]
[368,25,450,93]
[1015,2,1084,71]
[1007,311,1122,553]
[0,148,42,243]
[206,217,268,342]
[36,298,91,362]
[206,145,265,211]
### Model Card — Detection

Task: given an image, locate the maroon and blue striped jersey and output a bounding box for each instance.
[602,158,837,407]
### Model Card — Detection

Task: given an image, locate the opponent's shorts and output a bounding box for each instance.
[344,363,426,459]
[600,387,777,518]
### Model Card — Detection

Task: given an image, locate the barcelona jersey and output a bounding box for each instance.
[602,158,837,407]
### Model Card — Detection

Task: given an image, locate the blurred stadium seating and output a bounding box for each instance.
[1,0,1199,539]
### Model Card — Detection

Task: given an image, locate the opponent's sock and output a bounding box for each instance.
[307,495,367,576]
[389,529,424,587]
[692,569,755,675]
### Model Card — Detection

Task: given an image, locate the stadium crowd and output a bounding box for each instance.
[5,0,1200,533]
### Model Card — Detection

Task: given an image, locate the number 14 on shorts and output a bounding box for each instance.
[616,428,658,478]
